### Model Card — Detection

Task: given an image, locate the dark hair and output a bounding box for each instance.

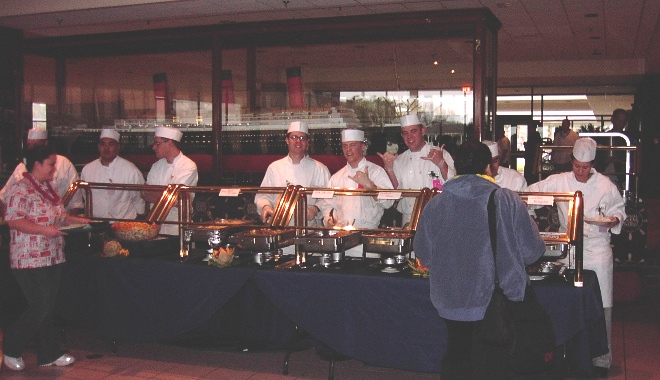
[454,140,491,175]
[612,108,627,120]
[25,145,55,172]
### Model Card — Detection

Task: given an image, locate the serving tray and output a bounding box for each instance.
[229,228,296,251]
[294,230,361,253]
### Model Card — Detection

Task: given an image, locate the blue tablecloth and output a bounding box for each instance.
[53,253,607,376]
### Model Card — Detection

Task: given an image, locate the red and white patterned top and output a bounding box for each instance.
[4,177,66,269]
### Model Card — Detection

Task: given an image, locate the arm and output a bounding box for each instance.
[376,152,399,188]
[7,218,65,238]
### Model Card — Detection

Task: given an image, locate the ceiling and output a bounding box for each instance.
[1,0,659,90]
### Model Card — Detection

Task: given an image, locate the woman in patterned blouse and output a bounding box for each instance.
[2,145,89,371]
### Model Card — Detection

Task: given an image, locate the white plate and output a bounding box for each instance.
[59,223,91,232]
[381,267,400,273]
[529,275,549,281]
[584,216,616,227]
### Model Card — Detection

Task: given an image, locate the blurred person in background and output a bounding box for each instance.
[551,117,579,173]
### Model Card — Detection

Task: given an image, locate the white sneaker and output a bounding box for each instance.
[40,354,75,367]
[3,355,26,371]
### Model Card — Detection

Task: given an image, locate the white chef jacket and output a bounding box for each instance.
[254,155,330,225]
[392,143,456,224]
[81,156,145,220]
[321,158,394,229]
[146,153,198,235]
[527,169,626,308]
[494,167,527,192]
[0,154,83,211]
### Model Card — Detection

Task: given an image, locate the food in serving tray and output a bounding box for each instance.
[111,222,160,241]
[408,258,429,277]
[103,240,130,257]
[208,245,235,267]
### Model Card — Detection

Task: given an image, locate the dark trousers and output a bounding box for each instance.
[3,264,63,364]
[442,319,512,380]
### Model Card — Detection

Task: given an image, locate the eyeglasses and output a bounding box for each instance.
[288,135,308,141]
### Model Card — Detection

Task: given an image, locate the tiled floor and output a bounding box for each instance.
[2,268,660,380]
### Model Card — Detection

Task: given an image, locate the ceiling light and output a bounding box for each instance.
[450,69,455,74]
[433,60,438,66]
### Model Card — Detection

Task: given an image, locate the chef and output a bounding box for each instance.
[254,121,330,225]
[80,129,145,220]
[321,128,393,229]
[377,114,455,226]
[482,140,527,191]
[0,128,83,213]
[142,126,198,236]
[527,137,625,377]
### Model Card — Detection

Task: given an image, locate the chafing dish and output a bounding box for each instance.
[361,231,414,255]
[542,242,569,259]
[229,228,296,251]
[294,230,361,253]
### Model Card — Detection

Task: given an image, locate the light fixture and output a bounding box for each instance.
[462,86,471,95]
[450,69,455,74]
[433,60,439,66]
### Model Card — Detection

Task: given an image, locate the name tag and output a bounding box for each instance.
[527,195,554,206]
[378,191,402,200]
[312,190,334,199]
[219,188,241,197]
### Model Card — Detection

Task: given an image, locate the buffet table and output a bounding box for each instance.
[48,249,607,377]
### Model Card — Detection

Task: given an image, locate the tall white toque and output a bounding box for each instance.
[155,126,183,142]
[482,140,499,158]
[288,121,309,134]
[400,114,421,128]
[100,129,120,142]
[573,137,597,162]
[27,128,48,140]
[341,128,365,142]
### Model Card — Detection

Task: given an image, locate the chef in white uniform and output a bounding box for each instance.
[254,121,330,225]
[0,128,83,213]
[80,129,145,220]
[527,137,625,375]
[483,140,527,191]
[321,128,393,229]
[142,126,198,236]
[378,114,455,225]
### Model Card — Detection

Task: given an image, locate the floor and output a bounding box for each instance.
[1,266,659,380]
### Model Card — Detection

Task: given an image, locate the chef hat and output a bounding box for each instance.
[400,114,421,128]
[573,137,597,162]
[341,128,365,142]
[288,121,309,134]
[27,128,48,140]
[155,126,183,142]
[100,129,120,142]
[482,140,499,158]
